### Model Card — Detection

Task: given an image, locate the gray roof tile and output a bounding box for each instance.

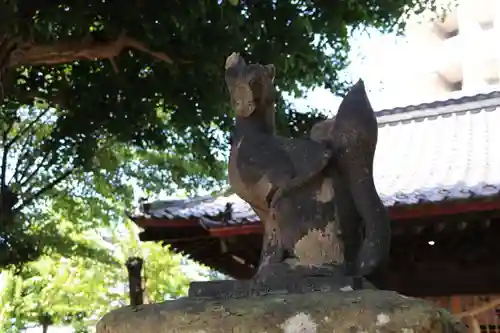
[137,92,500,223]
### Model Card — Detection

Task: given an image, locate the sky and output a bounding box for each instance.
[291,27,409,115]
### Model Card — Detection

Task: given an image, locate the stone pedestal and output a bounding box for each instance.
[96,289,465,333]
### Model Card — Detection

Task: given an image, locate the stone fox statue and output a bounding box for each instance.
[225,52,390,283]
[225,52,334,272]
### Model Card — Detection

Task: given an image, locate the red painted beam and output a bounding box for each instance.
[210,224,264,237]
[134,217,199,228]
[388,197,500,220]
[135,216,263,237]
[133,197,500,239]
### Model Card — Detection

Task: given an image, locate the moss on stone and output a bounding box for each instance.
[97,290,466,333]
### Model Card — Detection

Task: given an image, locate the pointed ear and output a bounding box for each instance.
[225,52,247,83]
[264,64,275,82]
[225,52,246,70]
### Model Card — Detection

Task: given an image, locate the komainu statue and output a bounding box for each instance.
[225,52,390,288]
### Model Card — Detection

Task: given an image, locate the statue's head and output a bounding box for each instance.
[224,52,276,118]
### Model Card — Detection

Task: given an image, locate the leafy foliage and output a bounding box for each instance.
[0,103,220,268]
[1,0,437,150]
[0,0,437,268]
[0,253,121,332]
[0,219,203,332]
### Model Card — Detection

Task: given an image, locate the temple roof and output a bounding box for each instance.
[136,90,500,224]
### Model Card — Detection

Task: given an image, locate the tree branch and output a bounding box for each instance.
[13,168,74,213]
[13,139,115,212]
[7,30,173,68]
[10,134,36,184]
[0,121,16,191]
[1,131,9,190]
[16,148,51,191]
[4,107,51,149]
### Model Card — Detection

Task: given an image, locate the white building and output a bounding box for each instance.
[404,0,500,98]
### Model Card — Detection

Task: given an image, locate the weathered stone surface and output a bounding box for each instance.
[96,289,465,333]
[187,273,376,298]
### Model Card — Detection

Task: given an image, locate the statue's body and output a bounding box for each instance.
[225,53,390,286]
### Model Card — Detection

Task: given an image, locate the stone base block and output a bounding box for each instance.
[187,274,376,298]
[96,289,466,333]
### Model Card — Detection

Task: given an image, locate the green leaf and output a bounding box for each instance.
[0,220,208,330]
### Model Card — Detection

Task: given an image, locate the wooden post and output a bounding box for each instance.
[125,256,144,306]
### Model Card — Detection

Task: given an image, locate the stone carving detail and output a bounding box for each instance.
[225,52,390,287]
